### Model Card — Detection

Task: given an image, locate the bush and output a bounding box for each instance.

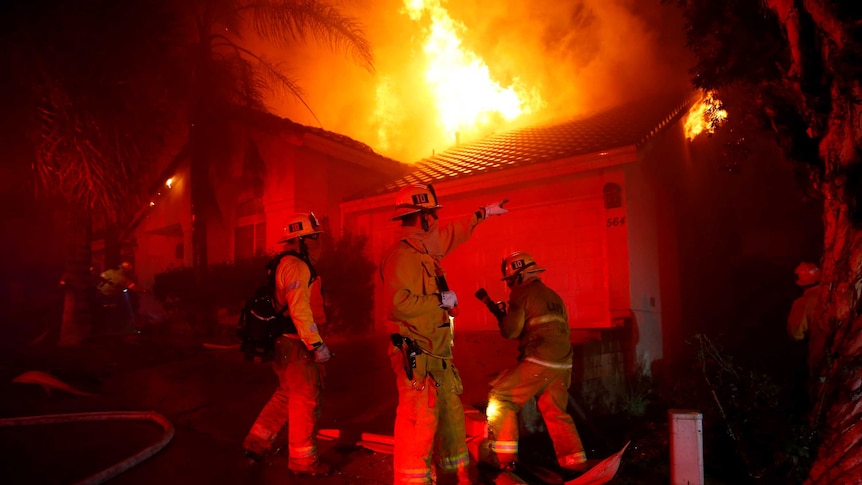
[151,230,376,336]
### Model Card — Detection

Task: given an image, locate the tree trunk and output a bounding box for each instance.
[806,93,862,483]
[58,209,93,346]
[190,127,209,274]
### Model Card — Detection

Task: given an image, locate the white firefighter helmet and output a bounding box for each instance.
[794,262,820,287]
[501,251,546,281]
[391,184,442,220]
[279,212,323,243]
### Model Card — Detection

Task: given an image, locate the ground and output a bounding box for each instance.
[0,329,671,485]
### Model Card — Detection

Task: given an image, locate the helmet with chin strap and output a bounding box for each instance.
[279,212,323,243]
[391,184,442,220]
[501,251,546,282]
[794,262,820,287]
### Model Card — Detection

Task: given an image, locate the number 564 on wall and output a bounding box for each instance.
[606,217,626,227]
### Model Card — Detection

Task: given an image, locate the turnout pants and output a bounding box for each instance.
[485,360,586,468]
[244,336,324,470]
[389,345,471,484]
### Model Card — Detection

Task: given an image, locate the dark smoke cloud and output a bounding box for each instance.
[262,0,692,163]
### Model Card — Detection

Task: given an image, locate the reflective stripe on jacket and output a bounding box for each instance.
[499,278,573,366]
[275,254,325,350]
[380,213,480,357]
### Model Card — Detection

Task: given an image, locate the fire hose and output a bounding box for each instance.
[0,410,174,485]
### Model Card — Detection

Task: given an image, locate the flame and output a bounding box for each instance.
[684,90,728,141]
[401,0,542,145]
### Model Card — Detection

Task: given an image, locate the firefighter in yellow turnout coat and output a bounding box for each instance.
[243,213,333,476]
[483,251,588,473]
[380,184,508,485]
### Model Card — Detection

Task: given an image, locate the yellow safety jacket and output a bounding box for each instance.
[380,213,481,358]
[499,278,573,367]
[787,284,818,341]
[275,254,326,350]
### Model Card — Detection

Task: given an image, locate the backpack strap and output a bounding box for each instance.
[267,251,318,318]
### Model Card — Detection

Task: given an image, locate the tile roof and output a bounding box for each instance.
[368,93,695,196]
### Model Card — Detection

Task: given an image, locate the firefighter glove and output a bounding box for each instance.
[313,342,332,363]
[439,290,459,310]
[482,199,509,218]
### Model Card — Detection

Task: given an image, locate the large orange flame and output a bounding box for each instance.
[400,0,543,146]
[684,90,728,141]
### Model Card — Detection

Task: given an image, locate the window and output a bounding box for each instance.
[603,183,623,209]
[235,222,266,261]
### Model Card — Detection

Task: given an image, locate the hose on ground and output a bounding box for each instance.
[0,410,174,485]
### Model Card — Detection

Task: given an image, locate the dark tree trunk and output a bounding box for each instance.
[103,222,122,271]
[806,94,862,483]
[58,209,93,346]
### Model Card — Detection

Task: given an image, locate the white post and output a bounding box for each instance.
[669,409,704,485]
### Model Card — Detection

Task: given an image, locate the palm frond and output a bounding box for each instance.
[212,34,323,125]
[16,0,187,224]
[234,0,374,72]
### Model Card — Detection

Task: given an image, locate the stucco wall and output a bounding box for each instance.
[341,150,640,335]
[131,125,405,291]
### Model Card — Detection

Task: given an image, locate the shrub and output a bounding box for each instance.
[151,230,376,336]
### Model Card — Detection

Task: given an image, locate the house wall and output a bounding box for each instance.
[134,164,192,289]
[131,126,405,291]
[624,121,687,370]
[341,149,640,335]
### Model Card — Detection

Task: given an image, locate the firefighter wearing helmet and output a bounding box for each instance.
[243,212,332,476]
[787,261,821,341]
[379,183,508,485]
[480,251,588,474]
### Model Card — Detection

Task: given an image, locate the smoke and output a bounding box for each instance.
[262,0,692,163]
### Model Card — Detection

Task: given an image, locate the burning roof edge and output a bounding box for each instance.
[346,92,697,201]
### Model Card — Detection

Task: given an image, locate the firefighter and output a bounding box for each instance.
[97,261,137,297]
[787,261,820,341]
[243,212,333,476]
[380,183,508,485]
[95,261,142,332]
[482,251,588,474]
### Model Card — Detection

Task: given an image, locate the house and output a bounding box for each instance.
[121,109,410,292]
[339,93,698,375]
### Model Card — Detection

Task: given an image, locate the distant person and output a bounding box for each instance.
[97,261,137,297]
[480,251,588,474]
[96,261,142,332]
[787,262,820,341]
[242,212,332,476]
[379,183,508,485]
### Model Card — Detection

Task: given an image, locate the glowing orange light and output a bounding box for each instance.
[149,201,155,207]
[685,91,727,141]
[486,399,502,423]
[402,0,543,143]
[165,177,174,189]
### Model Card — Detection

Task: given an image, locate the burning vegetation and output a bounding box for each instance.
[684,90,728,140]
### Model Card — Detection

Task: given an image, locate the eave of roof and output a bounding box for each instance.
[226,105,408,174]
[353,92,696,199]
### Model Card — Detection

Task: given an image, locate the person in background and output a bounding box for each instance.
[379,183,508,485]
[243,212,332,476]
[787,261,820,342]
[97,261,136,297]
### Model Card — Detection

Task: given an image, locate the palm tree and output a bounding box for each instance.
[2,0,374,345]
[1,0,186,345]
[171,0,373,330]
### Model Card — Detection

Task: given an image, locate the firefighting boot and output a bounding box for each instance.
[243,434,282,465]
[558,451,589,473]
[288,460,331,476]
